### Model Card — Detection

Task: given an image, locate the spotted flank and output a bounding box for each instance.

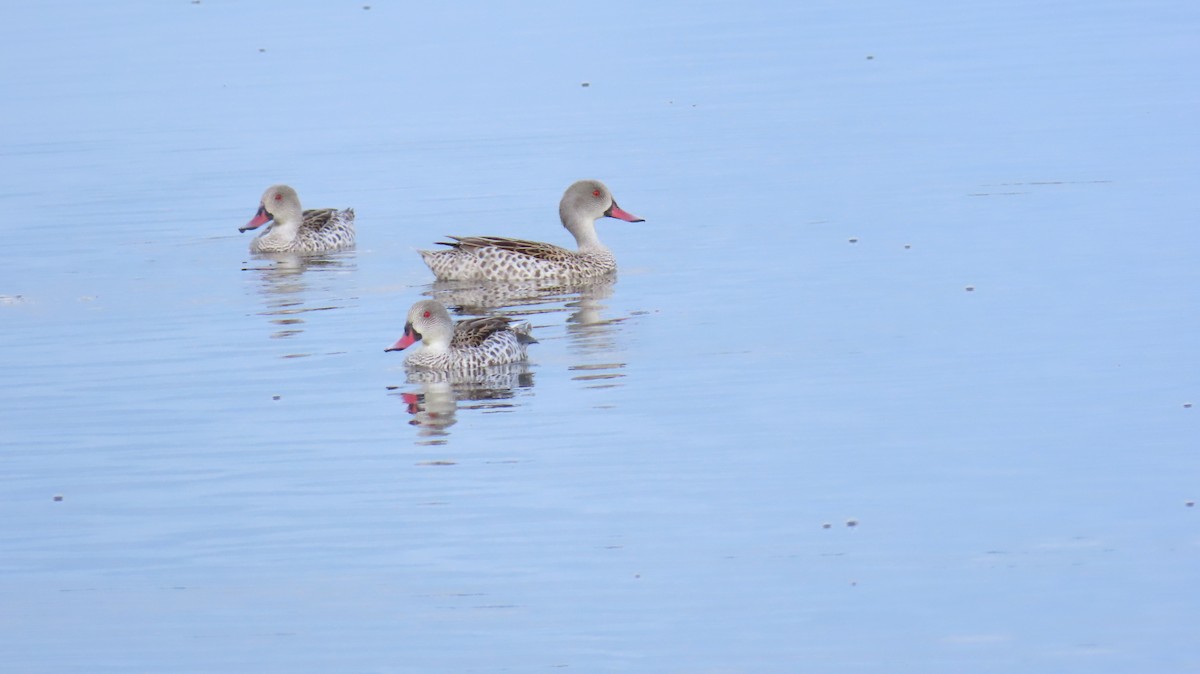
[240,184,356,254]
[419,179,643,282]
[385,299,535,369]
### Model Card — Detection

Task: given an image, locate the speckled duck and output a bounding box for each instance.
[418,179,643,282]
[385,300,536,369]
[240,184,355,254]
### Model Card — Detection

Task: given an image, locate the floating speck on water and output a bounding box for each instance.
[258,48,266,53]
[581,82,590,87]
[272,395,281,401]
[417,460,457,466]
[822,523,831,529]
[1187,501,1195,508]
[965,285,976,292]
[846,519,858,528]
[848,237,858,244]
[363,4,370,8]
[1184,402,1192,408]
[53,495,64,502]
[866,55,874,60]
[904,244,912,249]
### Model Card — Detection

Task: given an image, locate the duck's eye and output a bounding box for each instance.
[592,189,601,198]
[422,311,431,318]
[273,193,282,201]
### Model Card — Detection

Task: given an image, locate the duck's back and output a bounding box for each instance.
[451,315,521,347]
[420,236,612,282]
[295,207,356,253]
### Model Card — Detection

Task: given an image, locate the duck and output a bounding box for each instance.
[385,300,536,369]
[419,179,643,282]
[239,184,355,254]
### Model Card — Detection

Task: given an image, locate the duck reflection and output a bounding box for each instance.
[426,276,631,390]
[243,252,356,341]
[424,276,612,317]
[389,364,534,445]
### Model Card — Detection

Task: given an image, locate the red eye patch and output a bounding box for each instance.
[273,193,282,201]
[422,311,431,318]
[592,189,601,197]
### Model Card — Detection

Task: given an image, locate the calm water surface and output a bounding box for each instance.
[2,1,1197,672]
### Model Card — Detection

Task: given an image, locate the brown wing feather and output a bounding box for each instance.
[301,208,352,233]
[440,236,575,262]
[451,315,514,347]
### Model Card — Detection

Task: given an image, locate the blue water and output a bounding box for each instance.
[2,1,1198,672]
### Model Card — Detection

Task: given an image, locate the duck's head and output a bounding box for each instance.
[240,184,301,232]
[559,179,644,229]
[386,300,454,352]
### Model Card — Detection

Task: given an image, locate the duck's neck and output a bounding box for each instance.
[419,333,452,354]
[259,212,302,245]
[566,217,607,252]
